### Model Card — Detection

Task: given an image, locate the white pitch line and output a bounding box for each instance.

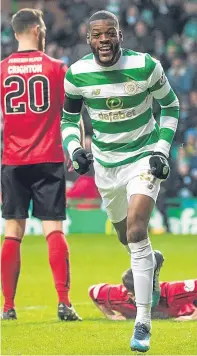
[19,302,92,310]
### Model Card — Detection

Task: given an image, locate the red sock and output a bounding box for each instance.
[46,231,70,306]
[1,237,21,312]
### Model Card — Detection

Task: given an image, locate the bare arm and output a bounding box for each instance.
[175,308,197,321]
[79,116,85,148]
[93,300,126,321]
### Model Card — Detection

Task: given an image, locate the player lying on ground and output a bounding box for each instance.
[0,8,81,321]
[61,9,179,352]
[89,269,197,321]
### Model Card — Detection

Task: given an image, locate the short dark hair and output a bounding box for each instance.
[122,269,134,293]
[11,8,44,34]
[88,10,119,29]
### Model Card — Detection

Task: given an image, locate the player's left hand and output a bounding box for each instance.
[149,152,170,180]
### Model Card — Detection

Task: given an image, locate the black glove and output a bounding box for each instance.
[149,152,170,180]
[72,148,93,175]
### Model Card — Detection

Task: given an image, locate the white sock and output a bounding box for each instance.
[128,238,155,328]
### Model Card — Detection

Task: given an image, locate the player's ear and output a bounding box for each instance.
[119,30,123,42]
[87,32,90,45]
[33,25,40,38]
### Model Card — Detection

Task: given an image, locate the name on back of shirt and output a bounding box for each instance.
[7,56,43,74]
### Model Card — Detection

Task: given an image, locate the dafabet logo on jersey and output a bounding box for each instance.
[98,97,136,122]
[98,109,136,121]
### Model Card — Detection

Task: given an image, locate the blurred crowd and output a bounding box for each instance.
[1,0,197,200]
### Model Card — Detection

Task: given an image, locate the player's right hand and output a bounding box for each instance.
[72,148,93,175]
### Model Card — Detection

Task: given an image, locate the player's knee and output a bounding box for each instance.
[127,223,147,243]
[5,219,25,239]
[42,221,63,238]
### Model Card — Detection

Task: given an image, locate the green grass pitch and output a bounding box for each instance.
[1,233,197,355]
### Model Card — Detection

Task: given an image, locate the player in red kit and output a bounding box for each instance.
[0,8,81,321]
[89,269,197,321]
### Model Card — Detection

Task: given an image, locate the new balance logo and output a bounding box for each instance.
[92,89,101,96]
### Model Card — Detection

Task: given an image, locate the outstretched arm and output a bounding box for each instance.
[93,300,127,321]
[175,307,197,321]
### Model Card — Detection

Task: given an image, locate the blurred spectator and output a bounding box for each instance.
[165,42,183,62]
[46,42,58,58]
[70,22,90,64]
[34,0,55,33]
[58,0,72,11]
[124,5,139,27]
[185,130,197,169]
[57,47,71,65]
[105,0,121,19]
[51,16,78,48]
[155,0,186,40]
[1,14,15,59]
[188,89,197,128]
[1,14,13,47]
[187,50,197,75]
[134,20,154,54]
[176,146,197,197]
[167,55,195,95]
[68,0,91,27]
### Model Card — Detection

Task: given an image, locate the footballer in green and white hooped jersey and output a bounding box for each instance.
[61,10,179,353]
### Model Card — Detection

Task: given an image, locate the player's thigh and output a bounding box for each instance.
[31,163,66,221]
[94,162,127,224]
[99,187,127,224]
[1,165,31,220]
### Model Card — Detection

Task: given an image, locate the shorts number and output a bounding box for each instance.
[4,75,50,114]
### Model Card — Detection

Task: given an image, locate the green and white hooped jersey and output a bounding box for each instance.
[61,49,179,168]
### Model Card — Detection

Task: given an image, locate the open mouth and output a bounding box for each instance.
[99,46,112,55]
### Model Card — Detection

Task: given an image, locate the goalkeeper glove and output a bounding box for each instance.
[72,148,93,175]
[149,152,170,180]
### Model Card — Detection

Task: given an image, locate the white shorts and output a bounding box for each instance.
[94,156,161,223]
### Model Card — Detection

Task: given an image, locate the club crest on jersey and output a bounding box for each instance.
[106,97,123,110]
[124,80,138,95]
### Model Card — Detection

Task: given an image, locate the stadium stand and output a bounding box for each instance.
[1,0,197,202]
